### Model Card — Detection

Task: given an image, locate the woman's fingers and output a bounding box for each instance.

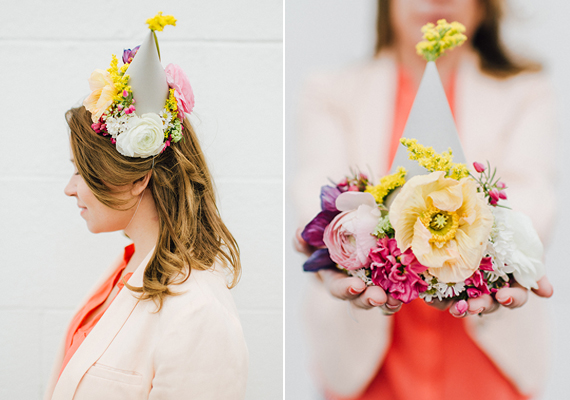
[318,269,366,301]
[379,295,402,314]
[425,298,451,311]
[495,285,529,309]
[449,295,496,318]
[532,276,553,298]
[294,227,314,257]
[351,286,388,310]
[317,269,391,310]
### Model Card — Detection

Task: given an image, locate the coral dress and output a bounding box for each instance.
[58,244,135,380]
[328,68,527,400]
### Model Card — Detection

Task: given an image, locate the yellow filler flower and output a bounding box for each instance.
[416,19,466,62]
[146,12,177,32]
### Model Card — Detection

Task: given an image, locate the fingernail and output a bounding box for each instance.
[452,311,467,318]
[369,299,382,307]
[385,303,400,310]
[348,287,363,295]
[469,307,484,315]
[499,297,513,306]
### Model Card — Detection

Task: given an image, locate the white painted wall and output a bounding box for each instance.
[0,1,283,399]
[285,1,570,399]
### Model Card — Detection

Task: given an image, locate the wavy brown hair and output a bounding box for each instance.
[66,106,241,311]
[375,0,541,77]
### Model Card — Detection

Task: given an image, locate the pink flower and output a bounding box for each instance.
[496,181,506,189]
[323,192,380,270]
[165,63,195,115]
[479,256,494,272]
[122,89,129,98]
[499,190,507,200]
[455,300,468,314]
[369,237,428,303]
[473,162,486,173]
[489,188,500,202]
[465,270,490,298]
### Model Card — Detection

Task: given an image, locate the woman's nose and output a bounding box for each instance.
[64,175,77,197]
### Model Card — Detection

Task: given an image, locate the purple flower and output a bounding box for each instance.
[301,185,343,247]
[122,45,140,64]
[301,210,337,248]
[303,249,336,272]
[320,185,341,212]
[369,237,428,304]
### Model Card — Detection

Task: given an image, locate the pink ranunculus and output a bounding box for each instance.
[165,63,195,115]
[369,237,428,304]
[323,192,380,270]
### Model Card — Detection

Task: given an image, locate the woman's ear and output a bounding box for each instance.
[131,171,152,196]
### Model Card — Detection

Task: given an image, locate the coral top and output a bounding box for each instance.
[328,67,527,400]
[58,244,135,380]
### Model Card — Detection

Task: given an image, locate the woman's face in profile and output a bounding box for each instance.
[391,0,484,47]
[64,157,134,234]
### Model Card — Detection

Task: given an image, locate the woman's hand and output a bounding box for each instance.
[447,275,553,318]
[294,227,316,257]
[317,269,402,314]
[295,227,402,314]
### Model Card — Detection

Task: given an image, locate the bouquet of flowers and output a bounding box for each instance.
[301,138,546,307]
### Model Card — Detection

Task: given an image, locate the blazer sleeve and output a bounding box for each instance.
[291,72,352,225]
[148,285,248,399]
[499,75,558,244]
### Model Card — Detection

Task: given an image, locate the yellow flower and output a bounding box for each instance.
[389,171,493,282]
[83,69,116,122]
[146,12,177,32]
[365,167,407,204]
[401,138,469,180]
[416,19,467,62]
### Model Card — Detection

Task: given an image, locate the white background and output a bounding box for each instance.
[285,1,570,399]
[0,1,282,399]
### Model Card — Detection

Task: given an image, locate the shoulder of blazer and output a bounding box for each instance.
[154,263,241,325]
[301,51,397,114]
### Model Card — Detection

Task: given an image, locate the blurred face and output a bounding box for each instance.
[64,157,136,234]
[391,0,485,48]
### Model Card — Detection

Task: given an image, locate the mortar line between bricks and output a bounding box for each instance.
[0,306,75,312]
[0,38,282,46]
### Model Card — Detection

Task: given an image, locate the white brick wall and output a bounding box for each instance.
[0,1,282,399]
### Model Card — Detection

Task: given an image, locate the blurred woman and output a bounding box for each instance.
[293,1,555,399]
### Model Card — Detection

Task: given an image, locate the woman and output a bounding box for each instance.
[293,1,555,399]
[44,14,248,400]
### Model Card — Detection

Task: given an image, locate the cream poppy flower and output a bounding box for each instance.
[389,171,493,282]
[83,69,116,123]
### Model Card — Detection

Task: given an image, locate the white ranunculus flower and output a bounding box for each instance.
[116,113,165,158]
[489,206,545,289]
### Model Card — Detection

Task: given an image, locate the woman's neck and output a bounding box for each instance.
[122,188,160,273]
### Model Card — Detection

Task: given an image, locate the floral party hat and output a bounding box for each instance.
[83,12,195,158]
[389,20,467,178]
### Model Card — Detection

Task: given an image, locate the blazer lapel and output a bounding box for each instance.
[51,247,155,400]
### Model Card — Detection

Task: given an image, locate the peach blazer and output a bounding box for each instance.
[293,50,557,398]
[44,248,248,400]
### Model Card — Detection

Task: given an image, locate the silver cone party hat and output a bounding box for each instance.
[389,61,466,178]
[125,32,169,115]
